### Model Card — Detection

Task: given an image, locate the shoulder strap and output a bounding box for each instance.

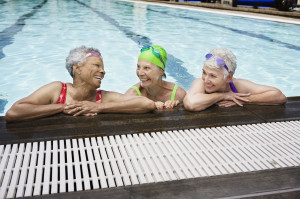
[57,83,67,104]
[229,81,238,93]
[131,85,142,96]
[96,90,102,103]
[171,84,178,101]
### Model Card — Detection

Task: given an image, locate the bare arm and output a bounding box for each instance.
[236,79,287,105]
[101,91,156,113]
[124,83,140,96]
[5,82,65,122]
[66,91,156,116]
[183,79,250,111]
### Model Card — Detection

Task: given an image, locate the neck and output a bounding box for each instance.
[144,80,168,99]
[72,79,97,101]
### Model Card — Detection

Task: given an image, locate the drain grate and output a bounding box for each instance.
[0,121,299,198]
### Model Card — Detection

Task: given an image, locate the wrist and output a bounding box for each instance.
[96,103,104,113]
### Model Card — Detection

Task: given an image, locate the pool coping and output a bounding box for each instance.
[1,96,299,145]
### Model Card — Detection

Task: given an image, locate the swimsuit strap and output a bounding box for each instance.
[96,90,102,103]
[131,85,142,96]
[57,82,67,104]
[171,84,178,101]
[229,81,238,93]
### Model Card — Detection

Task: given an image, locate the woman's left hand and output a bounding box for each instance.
[64,101,99,116]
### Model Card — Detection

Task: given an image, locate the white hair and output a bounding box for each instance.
[65,46,101,77]
[203,48,237,79]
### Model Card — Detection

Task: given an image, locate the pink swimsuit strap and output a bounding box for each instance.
[57,83,102,104]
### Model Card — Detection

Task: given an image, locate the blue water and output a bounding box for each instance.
[0,0,299,116]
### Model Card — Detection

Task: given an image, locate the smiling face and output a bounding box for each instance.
[202,66,230,93]
[77,56,105,88]
[136,59,164,88]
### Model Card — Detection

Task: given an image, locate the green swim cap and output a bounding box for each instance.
[138,45,167,71]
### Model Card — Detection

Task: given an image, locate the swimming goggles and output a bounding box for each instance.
[86,51,102,59]
[205,53,230,72]
[141,46,165,69]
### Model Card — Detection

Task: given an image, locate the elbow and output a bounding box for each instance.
[279,94,287,105]
[274,90,287,105]
[183,97,205,112]
[141,97,156,112]
[5,109,18,123]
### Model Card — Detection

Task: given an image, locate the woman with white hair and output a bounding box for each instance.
[5,46,156,122]
[184,48,287,111]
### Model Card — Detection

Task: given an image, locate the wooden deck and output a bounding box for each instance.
[0,97,299,198]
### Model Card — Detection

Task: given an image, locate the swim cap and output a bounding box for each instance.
[138,45,167,71]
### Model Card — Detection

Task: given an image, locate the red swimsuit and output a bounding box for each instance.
[57,83,102,104]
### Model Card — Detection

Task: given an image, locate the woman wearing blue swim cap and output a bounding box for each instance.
[125,45,186,109]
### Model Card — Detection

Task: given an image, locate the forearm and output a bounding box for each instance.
[98,97,156,113]
[246,90,287,105]
[184,93,224,111]
[5,103,65,122]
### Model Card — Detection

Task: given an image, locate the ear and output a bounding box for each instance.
[159,68,165,77]
[73,64,81,76]
[226,72,233,83]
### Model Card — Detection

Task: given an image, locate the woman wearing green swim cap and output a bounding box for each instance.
[125,45,186,109]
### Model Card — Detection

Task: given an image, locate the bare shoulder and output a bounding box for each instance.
[17,81,64,105]
[175,86,186,101]
[233,78,280,94]
[125,82,141,96]
[188,78,204,94]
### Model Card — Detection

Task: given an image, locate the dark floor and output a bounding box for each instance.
[1,97,300,199]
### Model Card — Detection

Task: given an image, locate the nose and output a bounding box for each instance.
[99,67,105,74]
[137,68,144,76]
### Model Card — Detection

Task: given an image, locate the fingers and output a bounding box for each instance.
[164,100,180,109]
[155,101,164,110]
[63,106,82,115]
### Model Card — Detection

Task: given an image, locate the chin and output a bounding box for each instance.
[140,81,151,88]
[205,87,216,93]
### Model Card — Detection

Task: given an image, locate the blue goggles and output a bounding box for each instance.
[205,53,230,72]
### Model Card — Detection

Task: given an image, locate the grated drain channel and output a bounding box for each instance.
[0,120,299,198]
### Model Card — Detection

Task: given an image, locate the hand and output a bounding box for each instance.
[164,100,180,109]
[217,100,240,107]
[64,101,99,116]
[155,101,165,110]
[223,92,250,106]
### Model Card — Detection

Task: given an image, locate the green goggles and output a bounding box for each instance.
[141,46,165,69]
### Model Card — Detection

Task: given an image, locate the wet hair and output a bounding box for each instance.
[66,46,102,77]
[203,48,237,79]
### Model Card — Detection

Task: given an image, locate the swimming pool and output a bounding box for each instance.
[0,0,299,115]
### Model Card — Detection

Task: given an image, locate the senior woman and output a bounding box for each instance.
[125,45,186,109]
[5,46,156,122]
[184,48,287,111]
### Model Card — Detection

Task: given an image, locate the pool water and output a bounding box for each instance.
[0,0,299,115]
